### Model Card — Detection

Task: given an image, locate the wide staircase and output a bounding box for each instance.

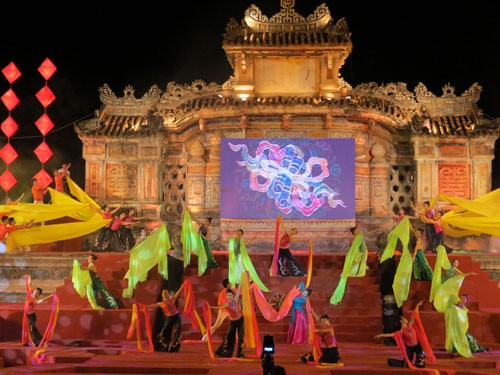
[2,250,500,350]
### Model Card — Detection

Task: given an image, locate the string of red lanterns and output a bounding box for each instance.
[33,58,57,189]
[0,62,21,194]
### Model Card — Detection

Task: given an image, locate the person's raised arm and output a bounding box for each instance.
[245,236,256,246]
[24,275,32,293]
[310,308,320,322]
[14,192,25,203]
[185,206,201,225]
[37,294,54,304]
[173,285,184,300]
[235,283,242,300]
[147,301,162,309]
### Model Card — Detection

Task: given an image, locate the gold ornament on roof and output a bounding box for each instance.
[244,0,331,32]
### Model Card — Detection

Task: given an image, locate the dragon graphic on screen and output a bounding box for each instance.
[229,141,345,217]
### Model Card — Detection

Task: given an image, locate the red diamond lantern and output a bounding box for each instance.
[33,168,53,190]
[38,58,57,80]
[1,116,19,137]
[35,113,55,136]
[0,169,17,192]
[2,62,22,84]
[35,85,56,108]
[34,141,54,163]
[0,143,18,165]
[1,89,20,111]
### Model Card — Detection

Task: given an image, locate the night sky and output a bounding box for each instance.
[1,0,499,199]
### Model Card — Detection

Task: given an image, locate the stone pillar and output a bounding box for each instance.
[369,142,389,216]
[205,131,221,215]
[186,138,207,212]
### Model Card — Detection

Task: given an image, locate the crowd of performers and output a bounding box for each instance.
[9,180,493,369]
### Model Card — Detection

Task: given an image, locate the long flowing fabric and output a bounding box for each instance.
[392,309,436,370]
[429,245,452,303]
[240,272,262,355]
[7,212,109,252]
[48,188,97,221]
[380,217,412,307]
[2,200,91,225]
[202,300,218,360]
[122,224,171,298]
[270,216,314,284]
[127,303,154,352]
[330,233,367,305]
[181,279,201,330]
[228,236,269,292]
[5,177,110,252]
[66,176,103,214]
[444,294,472,358]
[71,260,104,309]
[251,283,301,322]
[180,210,207,276]
[33,295,59,364]
[428,189,500,237]
[270,216,281,276]
[22,276,59,363]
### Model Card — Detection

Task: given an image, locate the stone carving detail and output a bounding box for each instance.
[370,143,386,163]
[354,82,416,104]
[160,80,223,105]
[161,164,186,218]
[268,131,305,138]
[438,164,470,199]
[243,1,331,32]
[440,145,467,157]
[84,144,105,155]
[99,84,161,107]
[188,140,206,162]
[415,82,482,106]
[109,144,137,158]
[389,165,415,211]
[105,164,138,200]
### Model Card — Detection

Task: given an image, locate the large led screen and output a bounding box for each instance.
[220,138,355,220]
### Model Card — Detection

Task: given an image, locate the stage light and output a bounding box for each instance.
[262,335,275,355]
[261,335,286,375]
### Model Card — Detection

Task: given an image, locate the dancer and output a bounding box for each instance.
[277,224,307,277]
[121,208,147,251]
[423,210,453,253]
[380,294,402,345]
[23,275,53,346]
[153,247,185,340]
[202,278,233,342]
[432,250,479,358]
[228,229,269,291]
[5,192,24,205]
[148,287,183,352]
[53,168,68,192]
[212,284,245,358]
[382,204,418,223]
[7,217,34,253]
[301,309,340,364]
[31,177,46,204]
[108,210,130,252]
[188,208,219,268]
[410,228,433,281]
[452,294,489,354]
[80,254,118,309]
[443,258,477,283]
[288,282,312,344]
[95,203,121,251]
[330,226,368,305]
[411,201,436,252]
[375,300,435,368]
